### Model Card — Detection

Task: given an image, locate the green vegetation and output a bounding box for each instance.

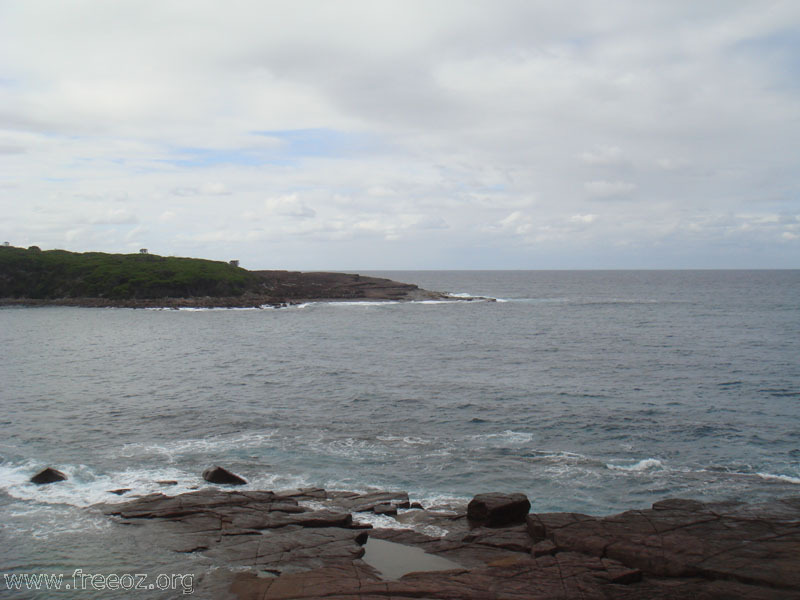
[0,246,257,299]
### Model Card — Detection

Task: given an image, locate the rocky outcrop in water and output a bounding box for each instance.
[30,467,67,484]
[202,466,247,485]
[96,489,800,599]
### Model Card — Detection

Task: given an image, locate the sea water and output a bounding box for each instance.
[1,270,798,597]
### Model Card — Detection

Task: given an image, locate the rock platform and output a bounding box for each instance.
[97,489,800,599]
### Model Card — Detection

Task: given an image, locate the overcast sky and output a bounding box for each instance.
[1,1,798,269]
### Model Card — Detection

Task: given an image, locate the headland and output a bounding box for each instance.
[0,245,451,308]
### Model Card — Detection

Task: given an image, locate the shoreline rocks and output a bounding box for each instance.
[94,488,800,599]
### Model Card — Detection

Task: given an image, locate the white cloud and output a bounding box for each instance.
[88,208,138,225]
[263,194,316,219]
[570,213,598,224]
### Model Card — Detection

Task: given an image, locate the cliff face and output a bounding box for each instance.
[0,246,444,306]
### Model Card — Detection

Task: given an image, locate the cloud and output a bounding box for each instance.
[570,213,598,224]
[584,180,637,199]
[263,194,316,219]
[172,182,231,197]
[580,146,623,166]
[88,208,138,225]
[0,1,798,267]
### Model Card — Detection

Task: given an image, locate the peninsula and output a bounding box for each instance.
[0,245,448,308]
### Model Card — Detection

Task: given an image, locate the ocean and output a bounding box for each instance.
[1,270,799,598]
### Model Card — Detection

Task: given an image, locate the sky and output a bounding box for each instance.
[1,1,799,270]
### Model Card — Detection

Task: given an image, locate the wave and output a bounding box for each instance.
[471,430,534,446]
[606,458,665,472]
[755,472,800,484]
[375,435,431,446]
[0,460,197,507]
[111,431,277,460]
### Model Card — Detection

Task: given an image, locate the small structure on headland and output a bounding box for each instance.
[139,248,148,254]
[229,260,239,267]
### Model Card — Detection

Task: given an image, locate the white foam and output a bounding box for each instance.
[353,510,450,538]
[0,459,316,509]
[0,461,202,507]
[472,430,533,446]
[318,437,392,458]
[174,306,262,311]
[284,302,312,309]
[376,435,430,446]
[528,450,593,464]
[111,431,276,461]
[4,500,112,540]
[414,494,469,512]
[607,458,665,472]
[755,472,800,484]
[327,300,401,307]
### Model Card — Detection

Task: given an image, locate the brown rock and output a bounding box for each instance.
[30,467,67,484]
[202,466,247,485]
[373,504,397,516]
[531,539,557,557]
[527,496,800,590]
[467,492,530,526]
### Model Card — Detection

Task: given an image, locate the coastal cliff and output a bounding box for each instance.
[0,245,447,307]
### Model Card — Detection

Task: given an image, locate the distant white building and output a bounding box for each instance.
[229,260,239,267]
[2,241,9,247]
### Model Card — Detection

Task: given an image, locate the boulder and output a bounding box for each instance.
[202,466,246,485]
[467,492,530,526]
[30,467,67,484]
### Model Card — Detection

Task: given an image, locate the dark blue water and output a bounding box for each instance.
[1,270,799,597]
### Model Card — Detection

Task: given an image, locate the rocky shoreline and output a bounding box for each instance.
[90,480,800,599]
[0,271,462,308]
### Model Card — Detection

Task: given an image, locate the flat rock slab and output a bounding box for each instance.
[527,496,800,591]
[229,553,800,600]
